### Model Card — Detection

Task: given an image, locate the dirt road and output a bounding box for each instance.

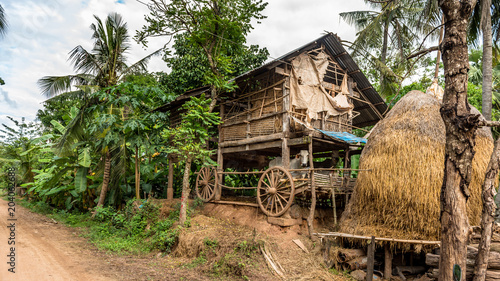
[0,198,163,281]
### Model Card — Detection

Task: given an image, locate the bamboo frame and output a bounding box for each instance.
[314,232,441,245]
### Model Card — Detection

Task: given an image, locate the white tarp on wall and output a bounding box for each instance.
[290,50,353,121]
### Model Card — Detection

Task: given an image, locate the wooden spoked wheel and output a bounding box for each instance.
[257,166,295,217]
[195,166,217,202]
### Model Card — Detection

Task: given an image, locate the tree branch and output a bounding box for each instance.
[479,120,500,127]
[407,46,439,59]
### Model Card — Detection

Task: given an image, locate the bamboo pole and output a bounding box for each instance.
[313,232,442,245]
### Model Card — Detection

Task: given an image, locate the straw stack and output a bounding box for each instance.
[340,90,494,248]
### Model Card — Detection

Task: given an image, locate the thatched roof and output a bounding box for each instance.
[339,90,494,248]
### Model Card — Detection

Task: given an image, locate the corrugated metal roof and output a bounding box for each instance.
[233,33,388,127]
[317,129,367,145]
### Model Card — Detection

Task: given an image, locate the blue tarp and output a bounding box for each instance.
[317,129,367,145]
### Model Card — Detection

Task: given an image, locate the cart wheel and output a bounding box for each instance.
[257,166,295,217]
[195,166,217,202]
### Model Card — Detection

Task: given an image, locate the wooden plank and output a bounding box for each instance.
[218,171,264,175]
[212,201,259,208]
[222,140,282,154]
[366,236,375,281]
[220,133,283,148]
[288,136,312,146]
[313,232,442,245]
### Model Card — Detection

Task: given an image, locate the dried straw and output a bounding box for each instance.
[339,90,494,248]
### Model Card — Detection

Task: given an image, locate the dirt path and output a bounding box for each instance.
[0,198,161,281]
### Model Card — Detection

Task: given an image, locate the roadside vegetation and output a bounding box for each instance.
[1,0,500,279]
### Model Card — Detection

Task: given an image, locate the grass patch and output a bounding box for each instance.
[15,197,196,255]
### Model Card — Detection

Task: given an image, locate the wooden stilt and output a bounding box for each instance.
[307,139,316,237]
[167,155,174,200]
[332,187,337,225]
[384,243,392,279]
[216,104,225,201]
[367,236,376,281]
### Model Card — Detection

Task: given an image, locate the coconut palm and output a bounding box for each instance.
[340,1,435,97]
[39,13,157,97]
[0,4,7,37]
[38,13,160,207]
[1,4,7,85]
[468,0,500,120]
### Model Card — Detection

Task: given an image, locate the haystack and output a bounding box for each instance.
[340,90,494,245]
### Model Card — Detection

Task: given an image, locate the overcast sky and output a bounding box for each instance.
[0,0,369,127]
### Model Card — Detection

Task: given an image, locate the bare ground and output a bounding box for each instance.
[0,198,348,281]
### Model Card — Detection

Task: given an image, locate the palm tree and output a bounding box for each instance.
[38,13,160,207]
[0,4,7,37]
[468,0,500,121]
[1,5,7,85]
[340,0,435,97]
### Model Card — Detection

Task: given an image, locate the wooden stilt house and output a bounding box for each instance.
[159,33,387,221]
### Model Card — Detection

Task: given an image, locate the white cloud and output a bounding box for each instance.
[0,0,367,127]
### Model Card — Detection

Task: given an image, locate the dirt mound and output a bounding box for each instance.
[165,202,348,280]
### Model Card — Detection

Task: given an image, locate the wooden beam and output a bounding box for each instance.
[222,140,282,154]
[212,201,259,208]
[220,133,283,148]
[288,136,312,146]
[348,69,361,75]
[334,51,347,58]
[313,232,441,245]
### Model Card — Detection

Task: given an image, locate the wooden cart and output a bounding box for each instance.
[195,164,363,218]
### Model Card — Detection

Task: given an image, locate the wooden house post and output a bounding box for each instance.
[307,138,317,237]
[167,155,174,200]
[344,148,351,205]
[282,69,291,169]
[215,103,225,201]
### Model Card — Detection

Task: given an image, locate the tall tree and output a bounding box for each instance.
[137,0,267,111]
[438,1,479,280]
[38,13,159,207]
[0,4,7,85]
[340,0,435,97]
[137,0,268,224]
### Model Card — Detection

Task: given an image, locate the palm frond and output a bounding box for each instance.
[69,45,103,75]
[0,4,7,37]
[121,48,163,77]
[38,74,95,98]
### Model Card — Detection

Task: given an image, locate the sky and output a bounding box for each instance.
[0,0,369,127]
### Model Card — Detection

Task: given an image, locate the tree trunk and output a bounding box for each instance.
[482,0,493,121]
[179,156,192,226]
[97,150,111,207]
[434,15,445,79]
[380,16,390,86]
[473,138,500,281]
[438,1,479,280]
[135,146,140,200]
